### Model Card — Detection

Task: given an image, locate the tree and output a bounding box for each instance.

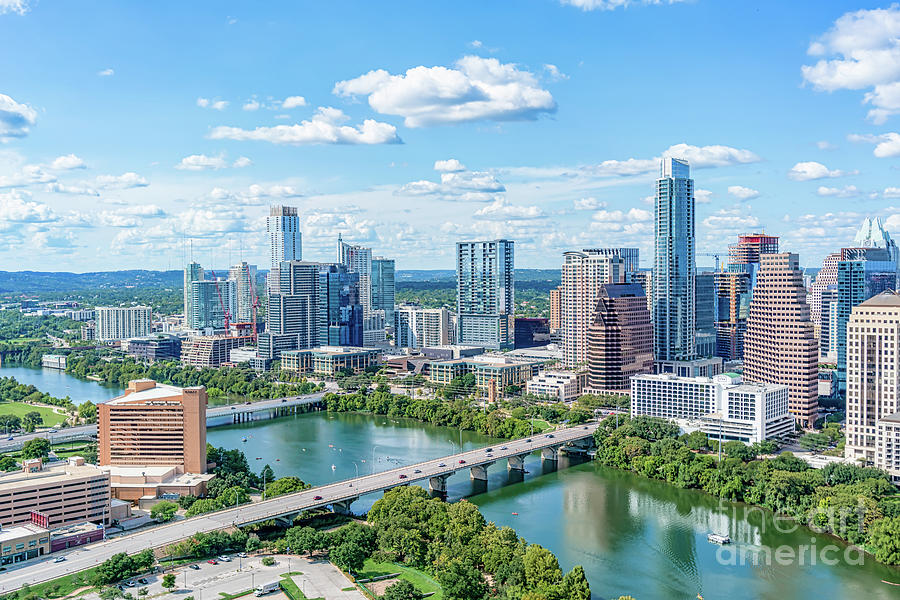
[78,401,98,423]
[329,541,367,574]
[869,516,900,565]
[259,464,275,485]
[285,526,326,556]
[383,579,419,600]
[523,544,562,589]
[684,430,709,451]
[561,565,591,600]
[722,441,755,462]
[436,560,486,600]
[99,587,125,600]
[21,437,51,459]
[263,476,310,499]
[261,556,275,566]
[150,500,178,522]
[0,414,21,432]
[161,574,176,591]
[184,498,222,517]
[0,456,18,471]
[22,411,43,432]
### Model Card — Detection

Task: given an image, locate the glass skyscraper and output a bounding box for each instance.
[371,257,396,325]
[318,264,363,347]
[456,239,515,350]
[652,157,696,361]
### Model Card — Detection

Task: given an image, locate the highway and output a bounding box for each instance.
[0,422,598,593]
[0,392,329,452]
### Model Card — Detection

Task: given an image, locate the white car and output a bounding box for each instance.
[54,556,66,563]
[218,555,232,562]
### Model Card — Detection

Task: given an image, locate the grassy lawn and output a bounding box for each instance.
[528,419,550,433]
[218,591,253,600]
[279,574,323,600]
[0,401,67,427]
[358,560,442,600]
[7,565,99,598]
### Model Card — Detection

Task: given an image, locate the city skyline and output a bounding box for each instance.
[3,2,900,271]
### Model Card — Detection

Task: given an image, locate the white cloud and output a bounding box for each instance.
[817,140,837,150]
[31,230,78,250]
[0,164,55,188]
[701,207,761,230]
[45,182,99,196]
[232,156,252,168]
[817,185,860,198]
[694,189,713,204]
[333,55,556,127]
[50,154,86,170]
[787,161,855,181]
[434,159,466,173]
[95,172,149,188]
[0,0,28,15]
[242,99,261,111]
[197,97,228,110]
[474,198,545,221]
[98,212,140,228]
[282,96,307,109]
[0,93,37,140]
[121,204,166,217]
[592,207,651,223]
[662,143,760,168]
[0,190,56,224]
[561,0,686,11]
[175,153,228,171]
[727,185,759,200]
[848,132,900,157]
[884,186,900,198]
[209,107,401,145]
[574,197,605,210]
[543,64,569,81]
[802,5,900,122]
[97,68,114,77]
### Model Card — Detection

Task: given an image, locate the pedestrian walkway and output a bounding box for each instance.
[288,558,366,600]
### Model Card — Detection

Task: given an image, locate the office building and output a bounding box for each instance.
[0,522,50,566]
[743,253,819,427]
[267,260,322,353]
[96,306,151,342]
[183,262,204,328]
[844,292,900,481]
[371,257,396,325]
[526,371,588,402]
[808,252,841,330]
[632,271,653,314]
[99,379,207,475]
[228,262,257,323]
[456,239,515,350]
[653,158,695,361]
[561,249,625,368]
[336,235,373,313]
[514,317,550,349]
[818,287,839,362]
[318,264,363,347]
[280,346,381,376]
[188,279,236,331]
[267,206,301,289]
[656,356,723,378]
[549,286,562,331]
[181,334,254,368]
[0,457,110,528]
[695,271,717,335]
[427,354,543,398]
[394,305,451,350]
[362,310,387,346]
[126,333,182,363]
[586,283,653,393]
[631,373,793,444]
[581,248,639,279]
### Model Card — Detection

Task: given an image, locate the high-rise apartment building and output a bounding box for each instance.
[371,257,396,325]
[183,262,204,328]
[456,239,515,350]
[819,287,839,362]
[98,379,207,474]
[844,292,900,482]
[632,271,653,314]
[586,283,653,392]
[394,305,451,349]
[188,279,237,331]
[581,248,639,279]
[561,250,625,368]
[318,264,363,347]
[228,262,257,323]
[267,206,300,289]
[263,261,323,357]
[695,271,717,335]
[743,253,819,427]
[808,252,841,329]
[549,286,562,331]
[652,157,695,361]
[96,306,152,341]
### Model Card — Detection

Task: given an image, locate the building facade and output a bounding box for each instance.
[183,261,204,329]
[228,262,257,323]
[394,305,451,350]
[189,279,237,331]
[514,317,550,349]
[181,334,253,368]
[456,239,515,350]
[549,286,562,331]
[652,158,696,361]
[267,205,301,289]
[743,253,819,427]
[525,370,588,402]
[280,346,381,376]
[586,283,653,393]
[96,306,152,342]
[371,257,396,325]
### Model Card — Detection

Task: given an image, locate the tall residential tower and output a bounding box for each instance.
[456,239,515,350]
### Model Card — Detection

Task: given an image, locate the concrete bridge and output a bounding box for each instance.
[0,422,599,593]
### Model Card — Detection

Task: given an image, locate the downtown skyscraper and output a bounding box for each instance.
[267,206,301,290]
[456,239,515,350]
[652,157,696,361]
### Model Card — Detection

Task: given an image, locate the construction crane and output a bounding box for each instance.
[697,252,727,272]
[206,270,231,333]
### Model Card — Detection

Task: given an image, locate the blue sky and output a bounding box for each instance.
[1,0,899,272]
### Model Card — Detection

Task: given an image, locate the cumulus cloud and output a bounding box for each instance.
[847,132,900,157]
[817,140,837,150]
[574,197,605,210]
[702,207,761,230]
[884,186,900,198]
[662,143,760,168]
[0,0,28,15]
[50,154,86,170]
[727,185,759,200]
[95,172,149,189]
[209,106,401,145]
[232,156,252,168]
[197,97,228,110]
[45,182,99,196]
[560,0,686,10]
[0,93,37,140]
[0,164,55,188]
[474,198,545,220]
[242,99,261,111]
[817,184,860,197]
[397,162,505,202]
[282,96,307,109]
[434,159,466,173]
[97,68,114,77]
[787,161,855,181]
[0,190,56,224]
[175,153,228,171]
[694,189,713,204]
[544,64,569,81]
[333,55,556,127]
[802,5,900,123]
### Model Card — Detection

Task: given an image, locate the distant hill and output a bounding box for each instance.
[0,268,562,294]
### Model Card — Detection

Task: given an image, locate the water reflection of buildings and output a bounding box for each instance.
[627,491,762,546]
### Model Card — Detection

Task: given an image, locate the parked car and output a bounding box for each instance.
[53,557,66,563]
[237,552,248,558]
[207,559,217,565]
[189,564,200,570]
[124,581,136,588]
[138,578,149,584]
[218,555,231,562]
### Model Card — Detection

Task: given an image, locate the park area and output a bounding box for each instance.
[357,559,442,599]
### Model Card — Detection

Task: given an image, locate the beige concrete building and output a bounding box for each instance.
[549,286,562,331]
[0,522,50,566]
[744,253,819,427]
[586,283,653,393]
[101,465,214,503]
[96,306,152,342]
[844,292,900,482]
[0,457,110,528]
[99,379,208,475]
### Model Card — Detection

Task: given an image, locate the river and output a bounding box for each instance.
[4,366,900,599]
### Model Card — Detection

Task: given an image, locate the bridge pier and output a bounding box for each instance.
[541,445,563,461]
[332,497,357,515]
[507,453,529,471]
[469,462,494,481]
[429,474,450,494]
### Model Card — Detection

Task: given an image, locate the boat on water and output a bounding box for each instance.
[707,533,731,545]
[331,464,336,471]
[241,437,247,443]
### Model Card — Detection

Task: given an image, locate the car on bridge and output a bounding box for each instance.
[399,474,407,479]
[413,469,421,474]
[438,462,446,467]
[313,495,322,500]
[458,459,466,464]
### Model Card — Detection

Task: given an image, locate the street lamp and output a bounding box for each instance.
[370,445,381,474]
